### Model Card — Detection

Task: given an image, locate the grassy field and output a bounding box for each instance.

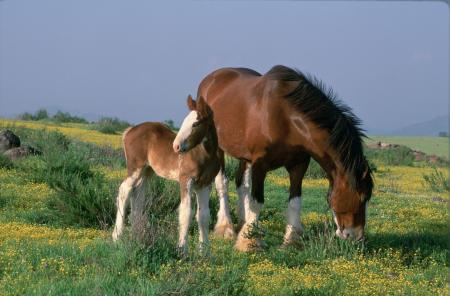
[367,136,449,160]
[0,119,448,295]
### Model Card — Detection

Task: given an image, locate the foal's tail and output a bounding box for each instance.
[122,127,133,164]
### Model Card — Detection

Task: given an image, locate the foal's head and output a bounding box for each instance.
[173,95,214,153]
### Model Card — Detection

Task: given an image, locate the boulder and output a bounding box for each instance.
[4,146,41,160]
[0,130,20,153]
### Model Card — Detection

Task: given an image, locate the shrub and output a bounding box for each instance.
[365,146,415,166]
[35,109,49,120]
[93,117,131,134]
[52,111,88,123]
[224,156,240,181]
[38,144,117,227]
[0,153,13,169]
[423,168,450,193]
[5,127,116,227]
[164,119,178,131]
[18,109,50,121]
[305,159,327,179]
[17,112,35,121]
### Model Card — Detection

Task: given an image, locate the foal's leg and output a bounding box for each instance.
[282,158,310,246]
[213,154,235,239]
[112,170,141,241]
[178,178,194,254]
[130,167,153,240]
[195,185,211,252]
[235,162,266,252]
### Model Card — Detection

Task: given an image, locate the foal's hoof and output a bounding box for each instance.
[111,230,120,242]
[213,222,236,240]
[176,245,188,257]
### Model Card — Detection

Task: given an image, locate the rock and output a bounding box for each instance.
[4,146,41,160]
[427,155,441,164]
[412,150,426,161]
[0,130,20,153]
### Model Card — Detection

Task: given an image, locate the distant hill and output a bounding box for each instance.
[389,115,449,136]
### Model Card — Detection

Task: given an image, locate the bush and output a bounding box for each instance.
[365,146,415,166]
[0,153,13,169]
[52,111,88,123]
[423,168,450,193]
[36,144,116,227]
[17,112,35,121]
[164,119,178,131]
[224,156,240,181]
[93,117,131,134]
[305,159,327,179]
[5,127,116,227]
[17,109,88,124]
[35,109,49,120]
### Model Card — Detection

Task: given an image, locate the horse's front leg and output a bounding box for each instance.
[282,158,310,247]
[235,160,250,231]
[195,184,211,253]
[235,162,266,252]
[178,178,194,255]
[213,168,235,239]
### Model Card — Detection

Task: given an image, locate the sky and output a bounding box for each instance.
[0,1,448,133]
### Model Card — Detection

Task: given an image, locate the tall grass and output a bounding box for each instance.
[423,168,450,193]
[365,146,415,166]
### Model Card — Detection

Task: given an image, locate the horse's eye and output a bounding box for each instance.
[192,121,201,128]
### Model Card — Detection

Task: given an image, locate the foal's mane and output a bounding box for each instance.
[266,65,373,199]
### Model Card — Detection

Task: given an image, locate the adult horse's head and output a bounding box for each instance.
[330,162,373,241]
[173,95,214,154]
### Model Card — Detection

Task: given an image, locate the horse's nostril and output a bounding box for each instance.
[173,144,180,152]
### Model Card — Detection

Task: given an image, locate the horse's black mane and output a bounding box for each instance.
[266,65,373,200]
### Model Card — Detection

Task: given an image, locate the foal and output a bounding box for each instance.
[112,95,221,253]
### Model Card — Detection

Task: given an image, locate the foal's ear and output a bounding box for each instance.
[197,96,212,118]
[187,95,197,111]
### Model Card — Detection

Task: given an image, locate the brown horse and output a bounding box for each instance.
[197,65,373,251]
[112,96,221,253]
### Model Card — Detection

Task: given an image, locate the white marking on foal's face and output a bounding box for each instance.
[173,111,198,153]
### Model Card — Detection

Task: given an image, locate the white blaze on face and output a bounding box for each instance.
[173,111,198,152]
[332,209,364,240]
[332,210,345,239]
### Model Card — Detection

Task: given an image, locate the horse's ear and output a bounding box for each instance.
[187,95,196,111]
[197,96,212,118]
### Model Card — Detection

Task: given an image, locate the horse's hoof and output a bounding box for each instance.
[213,222,236,240]
[234,236,264,252]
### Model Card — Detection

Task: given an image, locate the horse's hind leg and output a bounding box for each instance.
[130,167,153,241]
[282,157,310,247]
[195,184,211,253]
[213,151,235,239]
[112,170,141,241]
[235,161,267,252]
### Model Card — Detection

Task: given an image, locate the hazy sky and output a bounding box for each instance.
[0,1,448,133]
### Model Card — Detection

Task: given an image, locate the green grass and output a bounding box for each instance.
[366,136,449,159]
[0,125,448,295]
